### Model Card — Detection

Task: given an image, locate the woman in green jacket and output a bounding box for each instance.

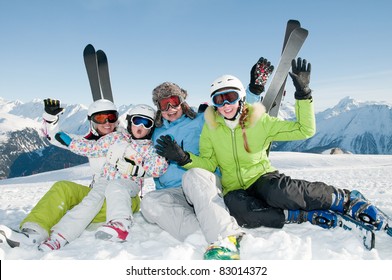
[156,58,387,241]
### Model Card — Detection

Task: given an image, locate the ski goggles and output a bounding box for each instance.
[158,95,183,111]
[127,115,154,129]
[91,112,119,124]
[211,90,241,107]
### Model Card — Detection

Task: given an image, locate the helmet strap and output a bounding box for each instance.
[90,121,117,137]
[221,100,244,121]
[90,121,100,136]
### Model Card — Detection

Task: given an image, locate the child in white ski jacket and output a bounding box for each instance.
[38,104,168,251]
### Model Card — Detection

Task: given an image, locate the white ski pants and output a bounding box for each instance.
[140,168,244,244]
[52,178,139,242]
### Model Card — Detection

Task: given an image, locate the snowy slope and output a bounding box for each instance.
[1,152,392,261]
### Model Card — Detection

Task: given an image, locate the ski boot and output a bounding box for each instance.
[348,190,391,235]
[286,210,338,229]
[38,232,68,252]
[0,225,46,248]
[330,189,388,232]
[204,235,241,260]
[95,219,132,242]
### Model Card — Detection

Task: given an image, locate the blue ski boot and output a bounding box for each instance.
[348,190,389,233]
[331,189,385,231]
[286,210,338,229]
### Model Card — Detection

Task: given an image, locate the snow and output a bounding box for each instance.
[0,112,41,134]
[1,152,392,278]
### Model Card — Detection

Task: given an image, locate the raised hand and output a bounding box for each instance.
[44,98,64,116]
[289,57,312,100]
[249,57,274,95]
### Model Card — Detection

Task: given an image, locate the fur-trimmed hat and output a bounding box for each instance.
[152,82,197,127]
[152,82,187,106]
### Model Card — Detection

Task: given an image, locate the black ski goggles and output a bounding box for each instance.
[211,90,241,107]
[127,115,154,129]
[91,112,119,124]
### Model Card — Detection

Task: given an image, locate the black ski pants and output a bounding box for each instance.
[223,171,338,229]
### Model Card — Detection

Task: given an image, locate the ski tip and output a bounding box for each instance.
[288,19,301,26]
[96,49,107,59]
[291,27,309,38]
[83,44,95,54]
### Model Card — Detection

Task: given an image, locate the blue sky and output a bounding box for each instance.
[1,0,391,112]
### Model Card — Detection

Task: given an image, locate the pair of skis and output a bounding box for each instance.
[262,20,306,116]
[263,20,306,157]
[83,44,114,102]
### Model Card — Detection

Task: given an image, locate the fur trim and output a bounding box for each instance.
[248,102,266,127]
[181,102,197,120]
[155,110,163,128]
[204,106,218,129]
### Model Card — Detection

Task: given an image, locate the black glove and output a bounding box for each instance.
[198,103,208,113]
[249,57,274,95]
[155,135,191,166]
[289,58,312,100]
[44,98,64,116]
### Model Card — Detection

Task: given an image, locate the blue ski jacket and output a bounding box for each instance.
[152,113,205,189]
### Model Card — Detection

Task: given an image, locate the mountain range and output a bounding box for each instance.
[273,97,392,154]
[0,96,391,179]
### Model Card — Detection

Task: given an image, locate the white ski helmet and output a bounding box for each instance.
[210,74,246,100]
[127,104,156,121]
[87,99,118,136]
[126,104,156,139]
[87,99,117,119]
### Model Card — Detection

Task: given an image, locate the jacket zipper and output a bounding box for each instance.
[230,128,245,189]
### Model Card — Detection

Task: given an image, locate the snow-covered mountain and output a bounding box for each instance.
[1,96,392,179]
[274,97,392,154]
